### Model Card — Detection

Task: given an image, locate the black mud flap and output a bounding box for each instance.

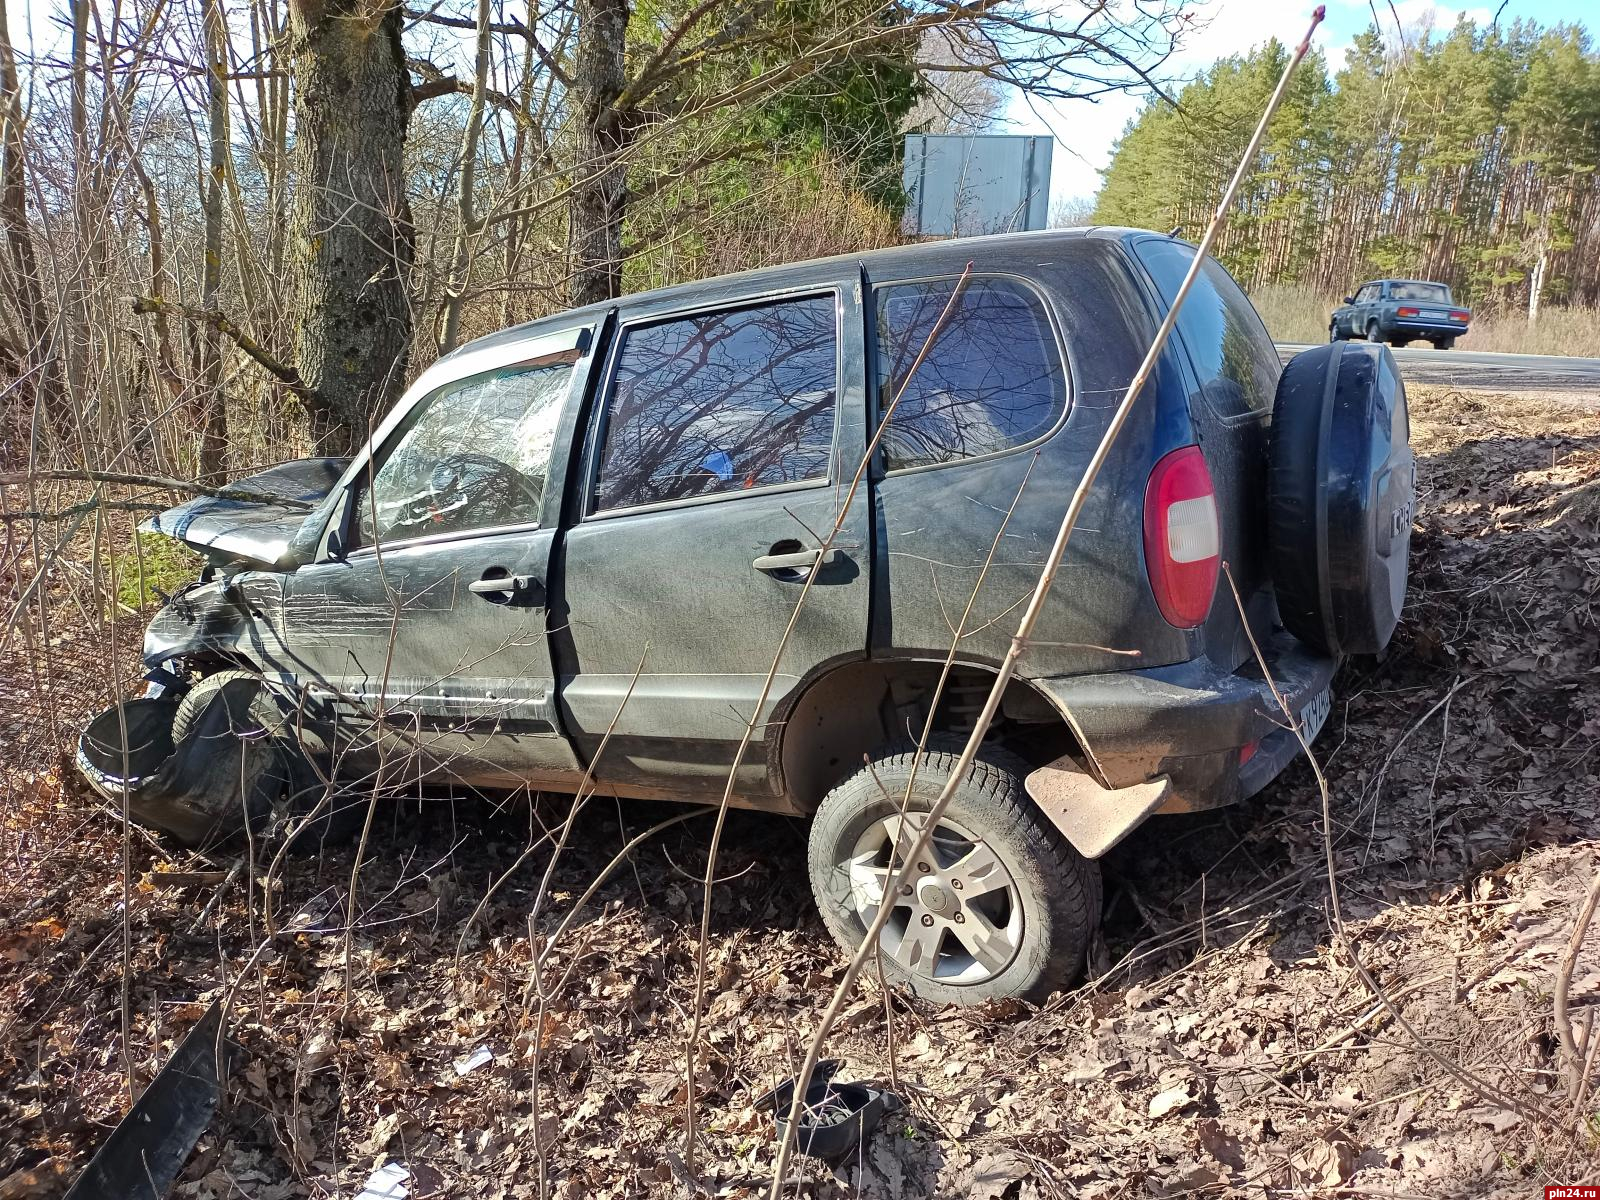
[64,1002,237,1200]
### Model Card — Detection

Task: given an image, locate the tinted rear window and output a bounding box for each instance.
[874,277,1067,471]
[1134,239,1279,421]
[1388,281,1451,303]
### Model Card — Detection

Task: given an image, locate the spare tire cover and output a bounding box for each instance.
[1268,342,1413,656]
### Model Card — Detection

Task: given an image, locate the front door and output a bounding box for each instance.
[552,281,872,801]
[282,327,591,789]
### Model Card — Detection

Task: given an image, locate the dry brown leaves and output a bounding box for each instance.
[1,385,1598,1197]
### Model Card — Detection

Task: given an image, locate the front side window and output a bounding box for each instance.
[353,356,574,547]
[594,296,838,511]
[874,277,1066,472]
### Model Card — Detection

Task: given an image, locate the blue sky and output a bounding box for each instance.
[1005,0,1597,209]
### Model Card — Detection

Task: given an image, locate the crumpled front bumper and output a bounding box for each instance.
[77,694,284,845]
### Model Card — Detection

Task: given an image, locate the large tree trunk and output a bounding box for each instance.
[0,0,50,399]
[288,0,414,453]
[567,0,631,308]
[199,0,228,480]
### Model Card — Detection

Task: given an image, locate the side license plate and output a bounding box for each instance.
[1299,686,1332,743]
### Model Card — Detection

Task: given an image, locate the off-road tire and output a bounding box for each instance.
[172,669,284,745]
[1269,342,1412,656]
[808,738,1100,1006]
[152,670,291,841]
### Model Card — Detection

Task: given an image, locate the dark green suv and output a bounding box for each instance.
[79,229,1413,1004]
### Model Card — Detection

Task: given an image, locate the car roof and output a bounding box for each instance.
[447,226,1161,361]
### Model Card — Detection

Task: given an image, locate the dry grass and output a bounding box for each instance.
[1250,281,1600,357]
[1458,305,1600,356]
[1249,280,1334,344]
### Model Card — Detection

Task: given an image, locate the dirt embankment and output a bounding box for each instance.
[1,385,1597,1198]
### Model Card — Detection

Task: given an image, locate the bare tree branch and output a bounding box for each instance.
[130,296,316,404]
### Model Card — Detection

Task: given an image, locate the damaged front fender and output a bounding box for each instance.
[142,574,288,675]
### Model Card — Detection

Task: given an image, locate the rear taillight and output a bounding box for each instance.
[1396,306,1419,317]
[1144,446,1220,629]
[1450,310,1469,321]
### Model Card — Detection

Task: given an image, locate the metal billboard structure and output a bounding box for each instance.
[901,134,1053,238]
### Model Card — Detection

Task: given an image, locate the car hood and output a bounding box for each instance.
[141,458,347,568]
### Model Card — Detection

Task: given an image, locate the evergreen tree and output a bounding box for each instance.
[1094,19,1600,311]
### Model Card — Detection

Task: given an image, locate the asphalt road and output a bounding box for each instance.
[1276,343,1600,392]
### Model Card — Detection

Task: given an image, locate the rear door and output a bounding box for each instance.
[866,273,1081,666]
[1357,283,1381,333]
[282,327,592,788]
[552,279,872,800]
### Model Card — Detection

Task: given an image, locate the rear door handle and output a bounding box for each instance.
[752,548,837,572]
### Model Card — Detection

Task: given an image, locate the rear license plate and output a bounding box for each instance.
[1298,686,1331,743]
[1423,309,1447,320]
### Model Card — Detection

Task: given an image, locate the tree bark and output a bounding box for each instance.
[567,0,631,307]
[199,0,228,480]
[0,0,52,407]
[287,0,414,453]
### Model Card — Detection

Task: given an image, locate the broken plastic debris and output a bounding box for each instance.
[755,1059,896,1161]
[356,1161,410,1200]
[453,1045,494,1076]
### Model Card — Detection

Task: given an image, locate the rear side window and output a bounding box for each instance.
[594,296,838,511]
[1134,239,1279,421]
[874,277,1066,472]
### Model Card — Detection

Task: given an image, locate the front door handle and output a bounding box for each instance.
[468,572,542,603]
[752,547,837,573]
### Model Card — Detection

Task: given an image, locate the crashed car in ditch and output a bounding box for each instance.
[79,228,1413,1004]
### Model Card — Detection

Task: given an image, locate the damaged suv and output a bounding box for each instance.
[79,229,1413,1004]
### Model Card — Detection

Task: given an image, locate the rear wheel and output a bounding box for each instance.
[808,740,1099,1006]
[1435,336,1455,350]
[1366,320,1383,343]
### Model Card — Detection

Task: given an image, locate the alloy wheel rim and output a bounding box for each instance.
[844,812,1024,985]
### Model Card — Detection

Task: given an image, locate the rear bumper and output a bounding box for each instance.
[1030,628,1339,806]
[1386,319,1467,338]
